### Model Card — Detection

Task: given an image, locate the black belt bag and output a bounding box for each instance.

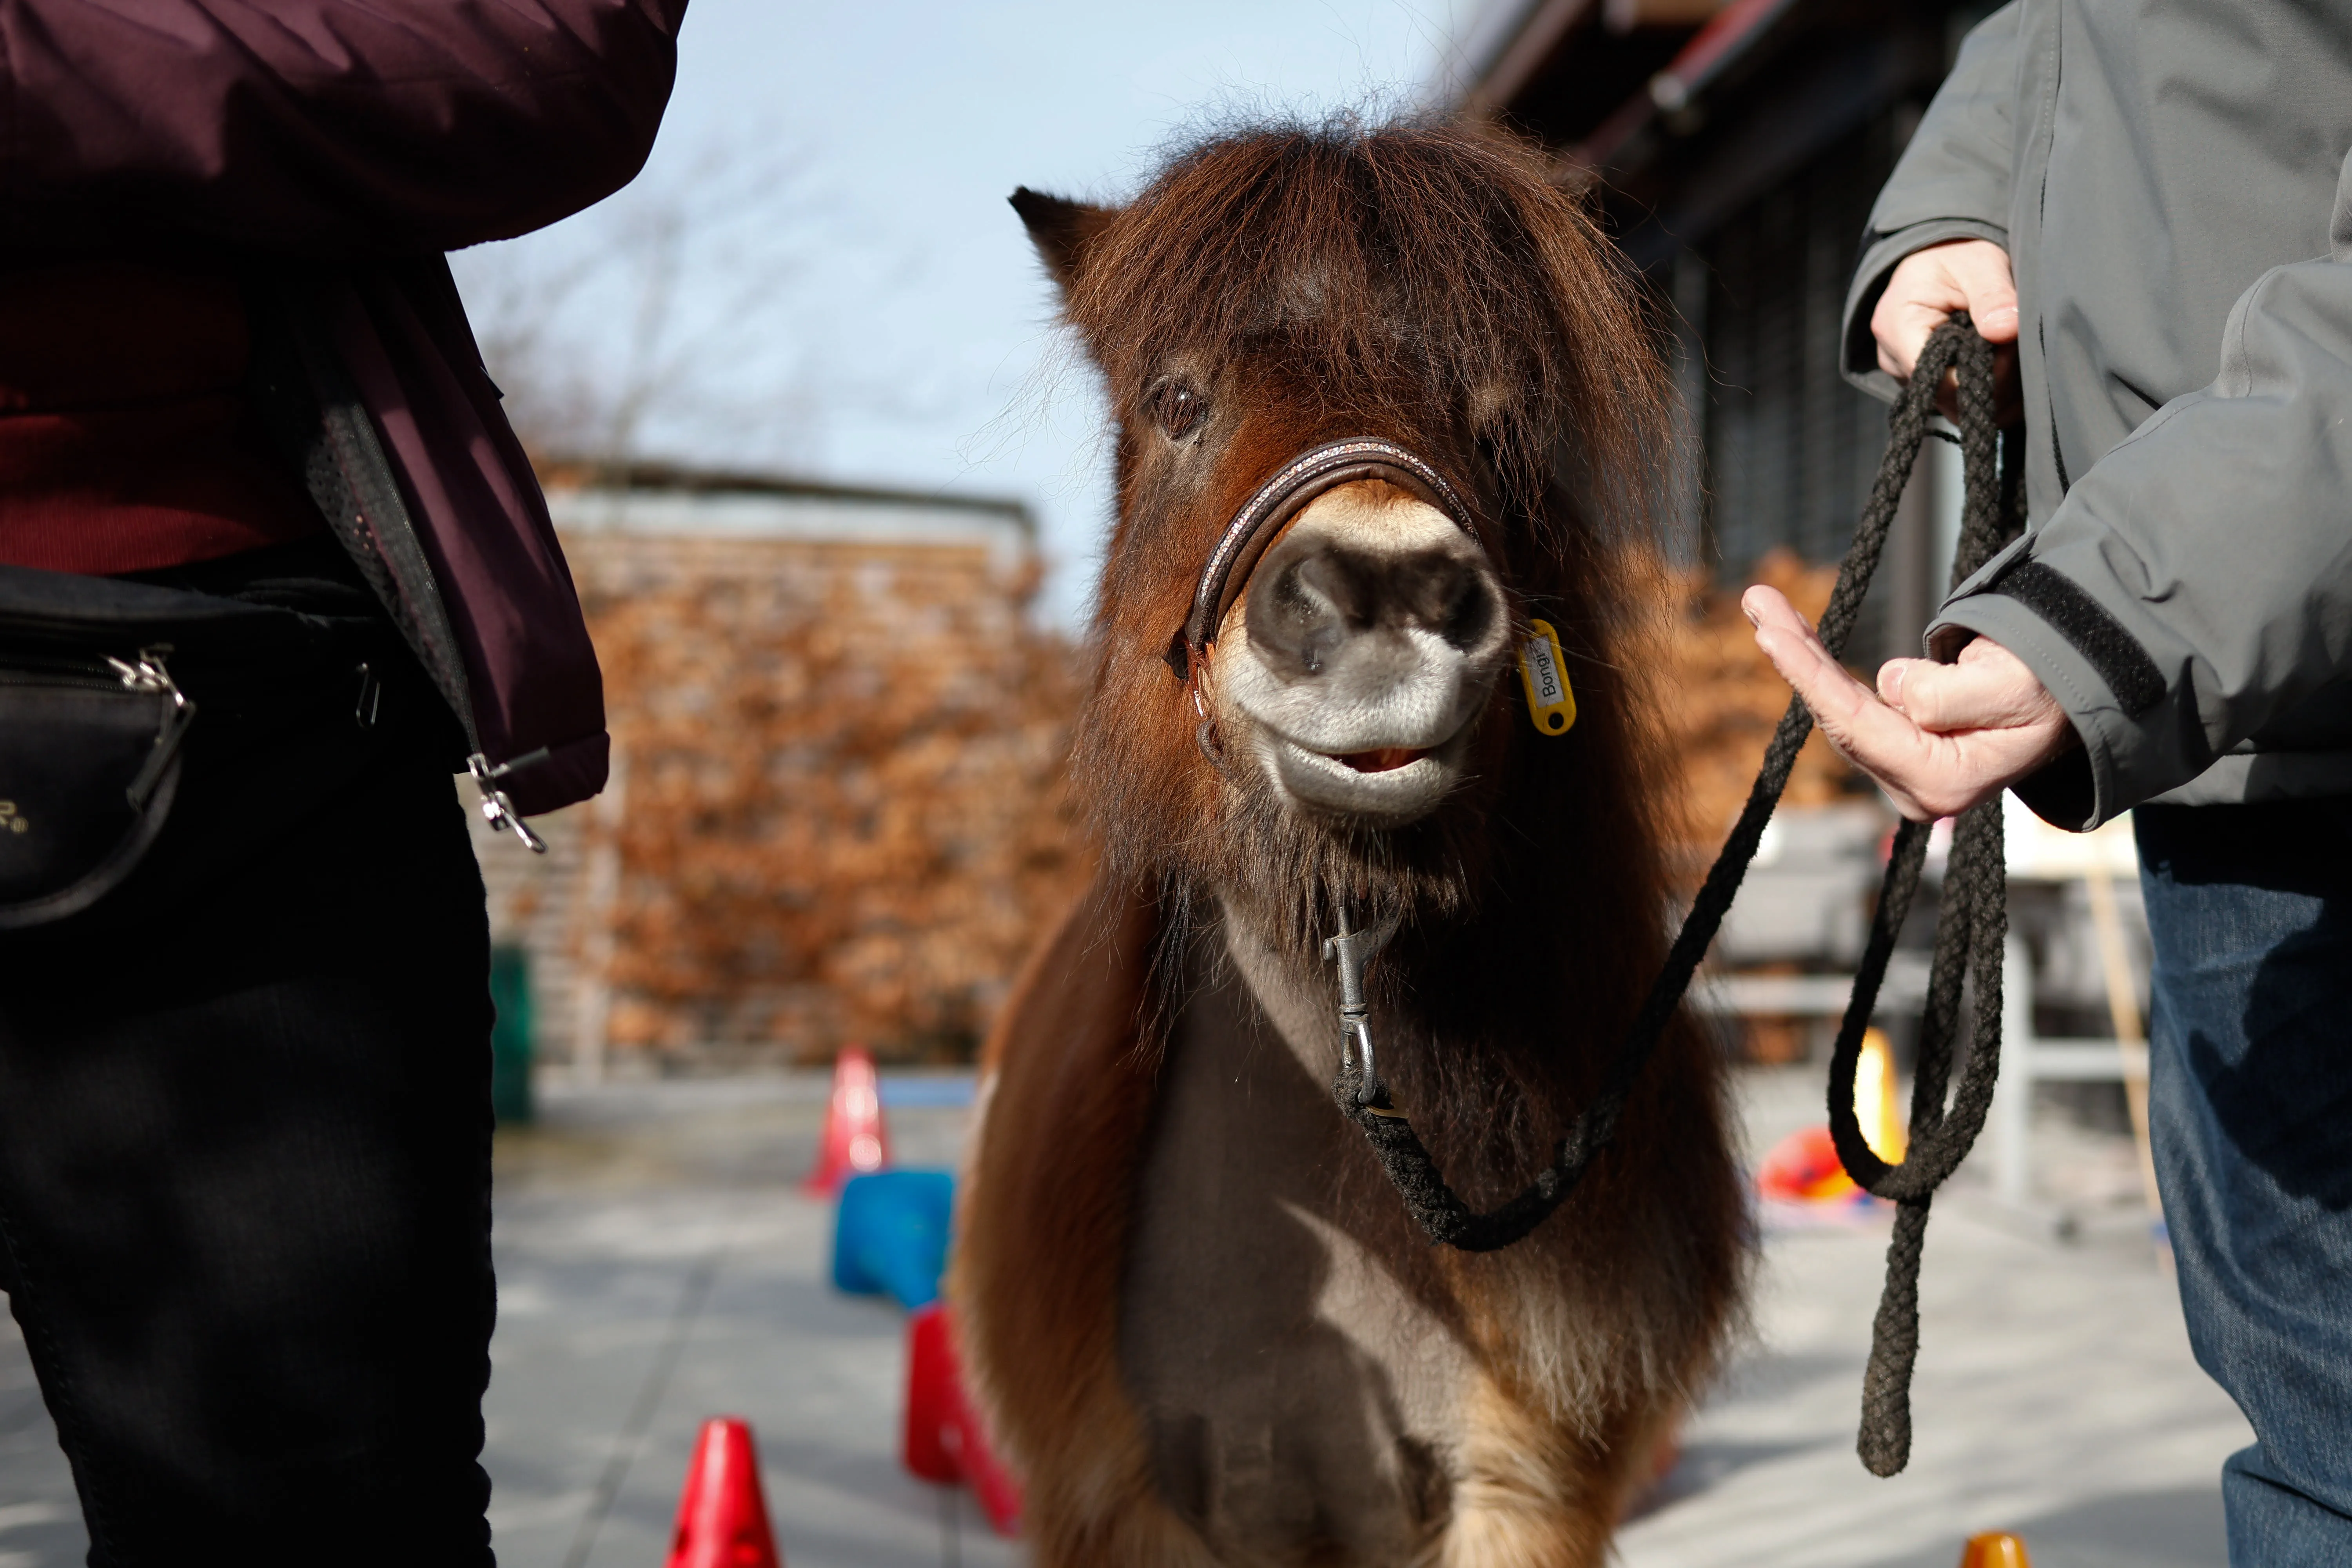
[0,564,339,930]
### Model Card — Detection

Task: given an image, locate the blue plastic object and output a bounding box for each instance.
[831,1170,955,1308]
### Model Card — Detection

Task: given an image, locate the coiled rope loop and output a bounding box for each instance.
[1333,316,2017,1477]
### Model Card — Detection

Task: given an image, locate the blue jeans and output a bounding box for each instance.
[2137,801,2352,1566]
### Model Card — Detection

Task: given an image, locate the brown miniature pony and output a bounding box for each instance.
[952,118,1748,1568]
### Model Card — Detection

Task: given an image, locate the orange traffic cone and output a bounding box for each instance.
[902,1302,1024,1537]
[802,1045,889,1196]
[666,1417,782,1568]
[1959,1532,2031,1568]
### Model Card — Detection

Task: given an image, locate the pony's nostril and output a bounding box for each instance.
[1383,552,1496,649]
[1246,551,1353,677]
[1423,555,1500,651]
[1244,534,1505,678]
[1349,547,1500,652]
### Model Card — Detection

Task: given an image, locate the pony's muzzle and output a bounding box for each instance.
[1219,481,1509,822]
[1245,521,1501,686]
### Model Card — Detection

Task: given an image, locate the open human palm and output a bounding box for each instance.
[1742,585,2073,821]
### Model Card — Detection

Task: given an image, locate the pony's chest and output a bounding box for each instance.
[1116,940,1476,1563]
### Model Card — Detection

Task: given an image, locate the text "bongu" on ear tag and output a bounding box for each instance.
[1517,619,1576,736]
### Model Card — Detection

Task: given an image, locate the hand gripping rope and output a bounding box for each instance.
[1328,317,2019,1477]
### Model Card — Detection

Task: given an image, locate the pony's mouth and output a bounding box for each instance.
[1335,746,1431,773]
[1253,727,1471,824]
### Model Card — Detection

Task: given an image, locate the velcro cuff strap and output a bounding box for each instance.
[1978,559,2166,719]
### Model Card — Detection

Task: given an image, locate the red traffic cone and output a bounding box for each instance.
[901,1302,1024,1537]
[802,1045,889,1196]
[666,1417,783,1568]
[955,1403,1024,1539]
[1755,1123,1863,1203]
[902,1302,960,1485]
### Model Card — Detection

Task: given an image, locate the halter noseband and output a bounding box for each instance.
[1165,438,1481,681]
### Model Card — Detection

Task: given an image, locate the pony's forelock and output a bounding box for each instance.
[1061,113,1675,542]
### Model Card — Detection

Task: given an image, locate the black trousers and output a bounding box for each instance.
[0,608,495,1565]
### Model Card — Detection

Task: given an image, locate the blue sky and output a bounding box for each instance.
[450,0,1485,628]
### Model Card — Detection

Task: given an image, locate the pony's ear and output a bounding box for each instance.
[1010,187,1114,291]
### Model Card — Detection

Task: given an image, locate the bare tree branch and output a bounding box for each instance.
[451,128,833,472]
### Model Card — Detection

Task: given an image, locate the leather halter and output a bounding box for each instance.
[1165,438,1480,680]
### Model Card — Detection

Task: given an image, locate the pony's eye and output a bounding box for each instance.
[1149,381,1206,441]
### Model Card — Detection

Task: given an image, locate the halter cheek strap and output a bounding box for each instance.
[1164,438,1480,681]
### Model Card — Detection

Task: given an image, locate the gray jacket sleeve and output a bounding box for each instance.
[1840,2,2021,401]
[1929,147,2352,830]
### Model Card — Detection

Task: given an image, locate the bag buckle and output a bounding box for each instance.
[467,751,549,854]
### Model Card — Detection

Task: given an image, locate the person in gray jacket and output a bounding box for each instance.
[1744,3,2352,1560]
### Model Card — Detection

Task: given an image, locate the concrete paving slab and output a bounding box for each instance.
[483,1074,1019,1568]
[1620,1067,2248,1568]
[1621,1198,2243,1568]
[0,1065,2259,1568]
[0,1318,78,1568]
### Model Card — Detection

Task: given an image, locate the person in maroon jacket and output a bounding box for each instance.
[0,2,685,1560]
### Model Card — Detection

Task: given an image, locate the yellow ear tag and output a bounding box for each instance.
[1517,618,1576,735]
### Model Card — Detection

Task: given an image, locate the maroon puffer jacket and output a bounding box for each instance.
[0,0,693,819]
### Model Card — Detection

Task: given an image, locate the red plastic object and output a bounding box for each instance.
[904,1305,960,1484]
[802,1045,890,1196]
[902,1302,1024,1536]
[665,1417,783,1568]
[958,1410,1025,1539]
[1755,1123,1864,1203]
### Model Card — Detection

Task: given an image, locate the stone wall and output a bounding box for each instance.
[470,481,1085,1075]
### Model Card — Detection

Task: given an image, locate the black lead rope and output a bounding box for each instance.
[1331,317,2016,1477]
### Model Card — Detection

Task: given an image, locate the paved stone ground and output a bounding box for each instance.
[0,1332,76,1568]
[482,1076,1017,1568]
[1621,1069,2249,1568]
[0,1067,2252,1568]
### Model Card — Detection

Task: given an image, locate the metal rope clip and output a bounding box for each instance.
[467,750,550,854]
[1322,905,1402,1113]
